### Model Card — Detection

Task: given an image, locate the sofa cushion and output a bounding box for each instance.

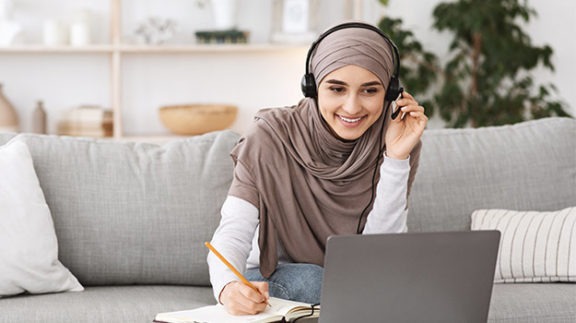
[10,130,240,287]
[472,207,576,283]
[408,117,576,232]
[0,285,214,323]
[0,140,83,297]
[489,283,576,322]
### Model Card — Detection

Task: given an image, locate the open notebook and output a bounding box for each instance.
[153,297,319,323]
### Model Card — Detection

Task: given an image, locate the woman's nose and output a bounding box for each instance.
[342,94,361,115]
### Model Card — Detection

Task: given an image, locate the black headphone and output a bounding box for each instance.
[301,22,402,101]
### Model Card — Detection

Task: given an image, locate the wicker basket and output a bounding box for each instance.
[159,104,238,135]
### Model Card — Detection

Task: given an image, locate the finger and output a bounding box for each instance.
[407,111,428,121]
[234,297,268,315]
[398,91,417,106]
[401,91,415,100]
[239,283,267,304]
[402,108,427,119]
[230,285,268,315]
[397,99,419,110]
[222,285,254,315]
[252,281,270,300]
[400,105,425,115]
[406,112,429,130]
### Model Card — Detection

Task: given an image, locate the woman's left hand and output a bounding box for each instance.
[384,91,428,160]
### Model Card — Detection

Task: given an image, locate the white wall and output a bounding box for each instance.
[0,0,574,136]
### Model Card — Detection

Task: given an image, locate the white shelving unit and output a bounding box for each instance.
[0,0,309,141]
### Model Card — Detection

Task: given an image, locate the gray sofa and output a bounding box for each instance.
[0,117,574,322]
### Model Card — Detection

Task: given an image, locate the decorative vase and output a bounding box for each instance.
[70,10,92,47]
[0,83,19,132]
[211,0,238,30]
[43,19,68,46]
[32,100,47,134]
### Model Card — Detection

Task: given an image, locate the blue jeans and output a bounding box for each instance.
[244,263,323,304]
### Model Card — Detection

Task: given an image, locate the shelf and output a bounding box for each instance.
[0,45,114,53]
[118,44,308,53]
[0,0,313,141]
[0,44,308,54]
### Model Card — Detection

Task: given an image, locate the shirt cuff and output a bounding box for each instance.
[211,267,239,304]
[383,152,411,170]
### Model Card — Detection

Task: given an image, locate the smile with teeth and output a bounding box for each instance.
[338,114,364,123]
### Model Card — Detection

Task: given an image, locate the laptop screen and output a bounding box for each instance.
[319,231,500,323]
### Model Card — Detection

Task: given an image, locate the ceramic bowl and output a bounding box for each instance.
[159,104,238,135]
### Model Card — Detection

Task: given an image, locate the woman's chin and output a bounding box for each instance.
[333,127,364,141]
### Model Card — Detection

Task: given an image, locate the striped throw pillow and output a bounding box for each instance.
[471,207,576,283]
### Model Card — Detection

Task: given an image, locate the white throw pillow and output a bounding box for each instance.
[471,207,576,283]
[0,139,83,297]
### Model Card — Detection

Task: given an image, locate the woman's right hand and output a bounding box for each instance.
[219,281,270,315]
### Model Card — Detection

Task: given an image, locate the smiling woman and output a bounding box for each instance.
[206,21,426,316]
[317,65,386,140]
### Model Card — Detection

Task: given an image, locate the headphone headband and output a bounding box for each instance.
[301,22,402,100]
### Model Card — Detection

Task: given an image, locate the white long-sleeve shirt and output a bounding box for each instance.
[208,154,411,301]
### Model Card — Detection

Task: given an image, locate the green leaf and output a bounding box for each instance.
[426,0,572,127]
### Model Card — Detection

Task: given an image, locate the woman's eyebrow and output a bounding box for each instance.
[325,79,347,85]
[361,81,383,87]
[324,80,382,87]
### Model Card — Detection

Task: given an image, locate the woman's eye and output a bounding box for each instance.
[363,87,379,94]
[329,86,345,93]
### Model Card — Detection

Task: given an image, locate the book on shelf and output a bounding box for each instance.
[153,297,320,323]
[57,105,113,137]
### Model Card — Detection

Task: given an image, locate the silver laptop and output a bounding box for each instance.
[318,230,500,323]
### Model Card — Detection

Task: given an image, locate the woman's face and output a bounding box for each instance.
[317,65,385,140]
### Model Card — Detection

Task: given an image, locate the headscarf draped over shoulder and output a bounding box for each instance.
[228,24,421,278]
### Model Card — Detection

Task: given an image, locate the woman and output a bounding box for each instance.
[208,22,427,315]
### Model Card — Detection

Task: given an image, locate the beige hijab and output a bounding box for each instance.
[228,26,421,278]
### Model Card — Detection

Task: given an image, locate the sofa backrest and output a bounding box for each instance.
[8,130,240,287]
[408,117,576,232]
[0,133,16,145]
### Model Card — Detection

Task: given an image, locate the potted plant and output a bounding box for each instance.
[376,13,439,113]
[377,0,571,128]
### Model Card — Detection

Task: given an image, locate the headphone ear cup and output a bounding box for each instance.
[301,73,317,98]
[385,77,400,101]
